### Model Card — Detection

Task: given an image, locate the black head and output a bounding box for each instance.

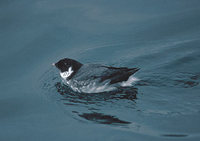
[54,58,83,73]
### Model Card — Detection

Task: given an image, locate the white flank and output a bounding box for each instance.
[61,71,139,93]
[120,76,139,87]
[67,81,117,93]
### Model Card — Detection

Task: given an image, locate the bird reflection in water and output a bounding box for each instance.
[55,82,138,125]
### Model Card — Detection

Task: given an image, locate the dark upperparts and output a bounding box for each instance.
[100,66,140,84]
[54,58,139,82]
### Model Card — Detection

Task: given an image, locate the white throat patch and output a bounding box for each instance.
[60,67,74,79]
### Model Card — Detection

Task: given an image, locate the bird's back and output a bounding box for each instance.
[99,66,139,84]
[72,64,139,85]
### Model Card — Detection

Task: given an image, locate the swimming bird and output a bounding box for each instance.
[53,58,139,93]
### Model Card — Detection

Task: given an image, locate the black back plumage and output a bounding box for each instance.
[100,66,139,84]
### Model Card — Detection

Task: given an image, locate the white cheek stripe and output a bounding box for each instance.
[60,67,74,79]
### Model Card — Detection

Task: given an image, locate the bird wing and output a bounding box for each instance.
[72,64,107,82]
[73,64,139,85]
[100,66,139,84]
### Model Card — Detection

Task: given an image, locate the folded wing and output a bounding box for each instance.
[100,66,139,84]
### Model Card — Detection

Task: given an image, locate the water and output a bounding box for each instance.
[0,0,200,140]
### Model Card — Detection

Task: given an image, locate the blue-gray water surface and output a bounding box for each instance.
[1,0,200,140]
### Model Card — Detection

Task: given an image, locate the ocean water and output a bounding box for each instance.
[0,0,200,140]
